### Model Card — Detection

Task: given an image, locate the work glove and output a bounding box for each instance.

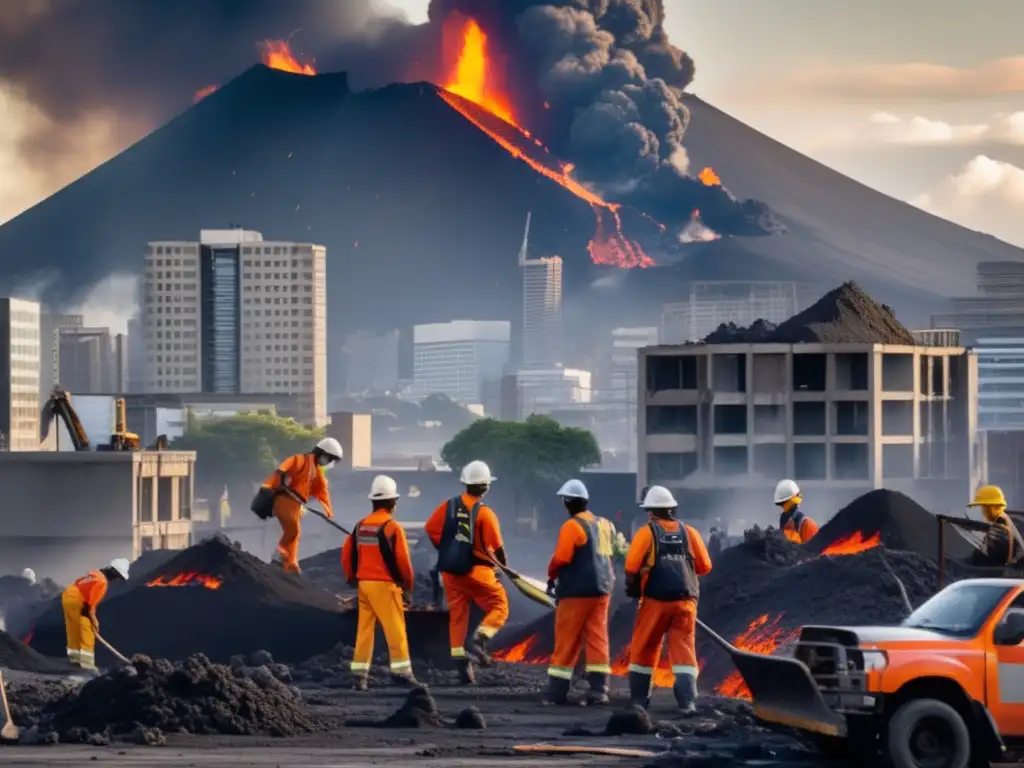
[402,589,413,608]
[625,574,642,600]
[546,579,557,598]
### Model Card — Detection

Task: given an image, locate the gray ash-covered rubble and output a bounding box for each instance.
[703,281,917,344]
[345,686,486,730]
[16,652,321,745]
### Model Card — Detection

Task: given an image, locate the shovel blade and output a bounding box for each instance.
[511,575,556,609]
[1,722,19,742]
[731,650,848,738]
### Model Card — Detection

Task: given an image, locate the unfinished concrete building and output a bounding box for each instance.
[0,450,196,583]
[637,342,981,521]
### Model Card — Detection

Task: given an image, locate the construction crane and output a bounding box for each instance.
[40,388,141,452]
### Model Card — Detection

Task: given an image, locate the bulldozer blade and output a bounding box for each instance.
[697,618,846,738]
[731,649,848,737]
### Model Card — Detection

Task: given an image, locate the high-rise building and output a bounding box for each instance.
[519,213,563,366]
[410,320,511,405]
[127,316,145,393]
[341,329,401,395]
[661,282,806,344]
[58,325,126,393]
[0,298,42,451]
[39,312,83,403]
[142,229,328,425]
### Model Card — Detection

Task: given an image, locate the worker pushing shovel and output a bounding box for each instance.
[61,558,130,673]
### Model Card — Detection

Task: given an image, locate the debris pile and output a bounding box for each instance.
[29,536,347,664]
[35,653,321,743]
[704,282,916,344]
[0,630,69,674]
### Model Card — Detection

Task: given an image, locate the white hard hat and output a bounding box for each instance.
[368,474,400,500]
[21,568,36,584]
[109,558,130,580]
[460,460,495,485]
[316,437,344,461]
[557,479,589,500]
[774,479,800,505]
[642,485,677,509]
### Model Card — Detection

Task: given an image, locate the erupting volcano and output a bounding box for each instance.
[438,15,652,269]
[193,40,314,102]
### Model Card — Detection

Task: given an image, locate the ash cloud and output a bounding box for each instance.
[0,0,778,239]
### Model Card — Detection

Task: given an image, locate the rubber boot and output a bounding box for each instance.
[353,676,368,692]
[628,671,652,709]
[456,658,476,685]
[586,671,610,706]
[541,675,573,706]
[390,671,420,688]
[467,632,493,667]
[673,672,698,715]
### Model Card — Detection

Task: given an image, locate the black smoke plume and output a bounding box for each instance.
[0,0,777,238]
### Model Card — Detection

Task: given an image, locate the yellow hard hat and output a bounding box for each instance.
[968,485,1007,508]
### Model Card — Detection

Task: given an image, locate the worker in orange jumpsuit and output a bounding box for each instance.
[774,479,819,544]
[342,474,418,691]
[424,459,509,684]
[544,479,614,706]
[61,558,130,670]
[261,437,343,573]
[625,485,712,714]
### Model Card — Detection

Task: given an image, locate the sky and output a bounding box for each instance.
[2,0,1024,252]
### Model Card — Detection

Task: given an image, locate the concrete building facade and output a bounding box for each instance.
[638,342,981,513]
[519,212,563,367]
[410,320,511,405]
[0,450,196,582]
[142,229,328,425]
[0,298,41,451]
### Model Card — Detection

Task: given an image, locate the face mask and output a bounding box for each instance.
[319,456,336,469]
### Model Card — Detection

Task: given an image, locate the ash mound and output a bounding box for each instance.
[35,653,320,743]
[703,281,916,344]
[30,536,346,664]
[0,630,70,674]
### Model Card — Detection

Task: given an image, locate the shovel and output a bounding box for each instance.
[488,557,556,610]
[696,618,847,738]
[96,632,132,666]
[0,669,19,742]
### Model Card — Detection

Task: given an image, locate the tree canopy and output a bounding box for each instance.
[171,411,324,502]
[441,415,601,500]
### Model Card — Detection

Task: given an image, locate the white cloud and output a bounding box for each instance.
[812,111,1024,150]
[770,56,1024,103]
[911,155,1024,247]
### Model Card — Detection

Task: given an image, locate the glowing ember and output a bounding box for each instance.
[714,614,797,700]
[146,572,223,590]
[444,17,516,126]
[193,85,217,103]
[821,531,882,557]
[259,40,316,75]
[698,167,721,186]
[492,633,546,663]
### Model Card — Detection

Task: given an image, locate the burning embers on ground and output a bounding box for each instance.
[146,572,223,590]
[821,531,883,557]
[438,15,653,270]
[713,615,797,700]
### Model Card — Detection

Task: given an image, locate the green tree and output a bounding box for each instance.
[441,415,601,522]
[171,411,324,512]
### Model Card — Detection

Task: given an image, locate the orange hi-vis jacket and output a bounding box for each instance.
[780,507,819,544]
[624,519,712,598]
[342,510,415,591]
[73,570,109,610]
[263,452,333,516]
[425,493,504,573]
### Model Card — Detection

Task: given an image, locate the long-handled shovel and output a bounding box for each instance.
[696,618,847,738]
[487,556,556,610]
[95,632,132,666]
[0,669,20,742]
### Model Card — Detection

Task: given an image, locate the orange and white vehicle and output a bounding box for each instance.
[776,578,1024,767]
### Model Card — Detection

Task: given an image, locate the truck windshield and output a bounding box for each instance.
[902,583,1012,637]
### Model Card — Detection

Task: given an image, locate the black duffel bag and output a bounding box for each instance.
[251,470,288,520]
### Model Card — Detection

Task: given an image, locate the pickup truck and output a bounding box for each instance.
[774,578,1024,768]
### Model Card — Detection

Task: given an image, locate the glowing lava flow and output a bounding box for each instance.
[193,85,217,103]
[444,19,516,126]
[146,572,223,590]
[714,614,797,700]
[821,531,883,557]
[438,17,652,269]
[259,40,316,75]
[698,167,721,186]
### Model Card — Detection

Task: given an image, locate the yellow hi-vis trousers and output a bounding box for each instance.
[61,587,96,670]
[351,581,412,677]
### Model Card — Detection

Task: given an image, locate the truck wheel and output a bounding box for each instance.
[887,698,971,768]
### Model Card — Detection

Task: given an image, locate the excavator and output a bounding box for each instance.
[40,388,141,451]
